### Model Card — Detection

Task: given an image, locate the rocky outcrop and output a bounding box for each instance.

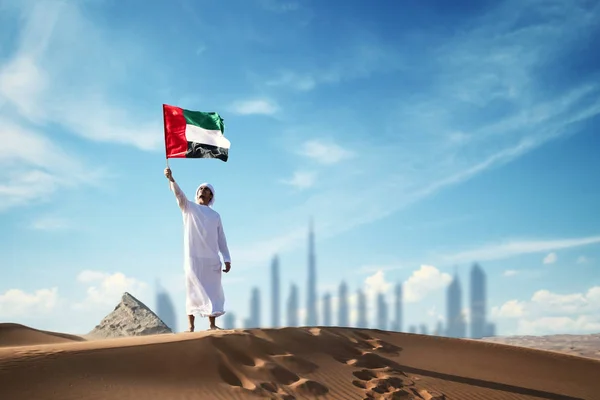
[88,292,173,339]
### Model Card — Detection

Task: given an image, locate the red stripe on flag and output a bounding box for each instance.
[163,104,188,158]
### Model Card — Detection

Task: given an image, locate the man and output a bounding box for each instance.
[164,167,232,332]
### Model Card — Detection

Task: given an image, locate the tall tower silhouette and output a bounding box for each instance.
[338,281,349,327]
[306,218,318,326]
[323,292,332,326]
[357,289,368,328]
[287,283,299,327]
[446,270,466,338]
[376,292,388,330]
[155,280,177,333]
[470,262,486,339]
[271,255,280,327]
[245,287,261,328]
[391,282,402,332]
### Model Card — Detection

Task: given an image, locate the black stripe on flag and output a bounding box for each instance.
[187,141,229,162]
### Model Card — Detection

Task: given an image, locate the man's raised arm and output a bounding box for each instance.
[164,167,189,212]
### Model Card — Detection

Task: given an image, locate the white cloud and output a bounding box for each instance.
[492,286,600,335]
[543,252,557,264]
[0,271,150,333]
[492,299,526,318]
[230,99,278,115]
[280,170,317,190]
[0,287,59,318]
[297,139,354,165]
[503,270,518,277]
[74,270,148,310]
[404,265,452,303]
[364,270,392,297]
[517,316,600,336]
[442,235,600,264]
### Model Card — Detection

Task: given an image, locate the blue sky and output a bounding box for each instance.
[1,0,599,336]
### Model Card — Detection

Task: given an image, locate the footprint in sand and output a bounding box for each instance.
[290,378,329,396]
[209,337,257,367]
[215,333,327,399]
[352,368,415,399]
[272,354,319,374]
[217,360,257,391]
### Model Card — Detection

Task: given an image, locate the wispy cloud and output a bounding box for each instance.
[543,252,557,265]
[441,235,600,264]
[259,0,300,13]
[0,118,106,211]
[29,216,73,231]
[0,1,163,151]
[264,36,403,92]
[266,71,316,91]
[0,1,168,211]
[229,99,279,115]
[297,139,354,165]
[280,170,317,190]
[503,270,518,277]
[577,255,589,264]
[234,0,600,265]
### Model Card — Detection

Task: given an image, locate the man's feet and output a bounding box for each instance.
[185,326,195,333]
[208,325,222,331]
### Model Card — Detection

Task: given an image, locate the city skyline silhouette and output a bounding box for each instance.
[155,219,496,338]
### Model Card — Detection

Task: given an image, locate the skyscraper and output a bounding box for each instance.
[306,218,318,326]
[470,263,486,339]
[357,289,368,328]
[338,281,349,327]
[287,283,299,327]
[391,282,402,332]
[245,287,261,328]
[376,292,388,330]
[446,271,466,338]
[323,292,331,326]
[155,280,177,333]
[271,255,280,327]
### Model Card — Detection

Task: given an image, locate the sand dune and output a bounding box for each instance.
[0,323,86,348]
[0,326,599,400]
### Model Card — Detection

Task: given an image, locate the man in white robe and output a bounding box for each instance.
[164,167,231,331]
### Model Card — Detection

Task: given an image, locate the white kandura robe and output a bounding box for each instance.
[170,181,231,318]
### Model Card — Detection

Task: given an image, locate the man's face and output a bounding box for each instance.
[197,186,213,205]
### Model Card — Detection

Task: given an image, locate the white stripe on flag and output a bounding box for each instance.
[186,124,231,149]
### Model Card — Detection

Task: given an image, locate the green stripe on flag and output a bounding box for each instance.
[183,109,225,134]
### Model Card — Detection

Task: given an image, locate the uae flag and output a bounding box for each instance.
[163,104,230,162]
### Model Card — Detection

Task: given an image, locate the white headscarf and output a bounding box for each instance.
[195,183,215,207]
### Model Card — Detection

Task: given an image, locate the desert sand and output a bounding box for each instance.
[479,334,600,362]
[1,324,599,400]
